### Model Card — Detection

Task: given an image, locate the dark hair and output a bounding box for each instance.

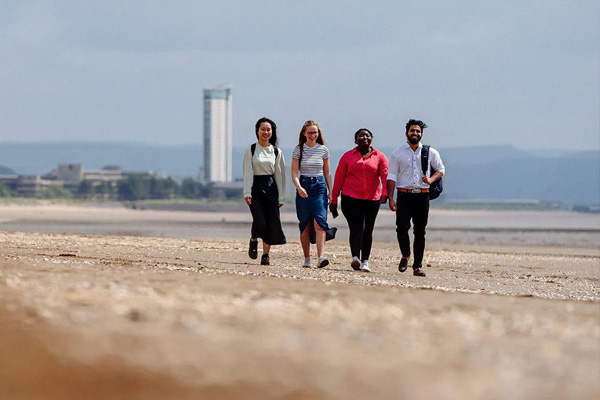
[255,117,278,146]
[297,120,325,169]
[405,119,428,134]
[354,128,373,141]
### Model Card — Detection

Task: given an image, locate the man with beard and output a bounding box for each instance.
[387,119,445,277]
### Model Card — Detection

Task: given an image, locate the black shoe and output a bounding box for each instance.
[248,239,258,259]
[398,257,409,273]
[260,253,270,265]
[413,266,426,277]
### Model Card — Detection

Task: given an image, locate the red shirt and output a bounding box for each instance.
[331,147,389,204]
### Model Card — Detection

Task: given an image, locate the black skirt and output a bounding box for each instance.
[249,175,286,245]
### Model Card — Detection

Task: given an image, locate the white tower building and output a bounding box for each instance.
[203,85,232,183]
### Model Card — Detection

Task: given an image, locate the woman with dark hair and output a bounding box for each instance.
[291,120,336,268]
[243,117,286,266]
[330,128,388,272]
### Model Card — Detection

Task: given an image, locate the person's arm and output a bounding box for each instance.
[242,146,253,205]
[330,153,348,205]
[323,157,332,205]
[379,154,389,204]
[291,157,307,198]
[386,150,398,210]
[274,151,286,206]
[387,179,397,211]
[423,171,443,185]
[422,148,445,185]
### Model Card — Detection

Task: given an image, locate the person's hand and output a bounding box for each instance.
[279,203,284,208]
[388,197,397,212]
[327,193,333,205]
[297,187,308,198]
[245,196,252,205]
[380,195,388,204]
[422,175,433,185]
[329,203,338,218]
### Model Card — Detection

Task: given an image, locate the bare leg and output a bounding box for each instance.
[262,243,271,254]
[300,225,311,258]
[314,220,325,258]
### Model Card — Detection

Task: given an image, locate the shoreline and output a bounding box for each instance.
[1,203,598,251]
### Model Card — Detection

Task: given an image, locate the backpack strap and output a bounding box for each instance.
[421,145,430,175]
[251,143,279,158]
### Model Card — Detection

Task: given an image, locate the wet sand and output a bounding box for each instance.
[1,204,599,399]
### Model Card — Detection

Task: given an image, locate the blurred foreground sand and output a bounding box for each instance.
[1,204,599,399]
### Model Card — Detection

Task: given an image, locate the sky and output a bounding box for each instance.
[0,0,598,151]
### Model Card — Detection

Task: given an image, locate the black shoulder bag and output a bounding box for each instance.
[421,145,443,200]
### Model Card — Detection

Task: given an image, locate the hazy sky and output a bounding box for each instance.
[1,1,598,151]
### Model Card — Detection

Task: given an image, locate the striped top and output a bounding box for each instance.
[292,143,330,177]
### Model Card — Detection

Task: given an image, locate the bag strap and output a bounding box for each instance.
[251,143,279,158]
[421,145,430,175]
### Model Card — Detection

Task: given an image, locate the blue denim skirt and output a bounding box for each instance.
[295,175,336,243]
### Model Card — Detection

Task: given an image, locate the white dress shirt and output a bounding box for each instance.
[387,142,445,189]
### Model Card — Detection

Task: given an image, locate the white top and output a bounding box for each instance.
[292,143,330,177]
[242,143,286,203]
[387,142,445,189]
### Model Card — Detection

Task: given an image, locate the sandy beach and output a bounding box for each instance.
[1,203,599,399]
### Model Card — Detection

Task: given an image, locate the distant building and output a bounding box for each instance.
[16,175,62,198]
[0,164,162,199]
[203,85,232,183]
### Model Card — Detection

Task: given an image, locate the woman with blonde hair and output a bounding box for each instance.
[291,120,336,268]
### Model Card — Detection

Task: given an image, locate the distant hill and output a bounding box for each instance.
[0,165,16,174]
[444,154,600,205]
[0,142,201,178]
[1,141,598,205]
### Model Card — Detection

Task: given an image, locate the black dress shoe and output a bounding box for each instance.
[260,253,270,265]
[398,258,409,273]
[413,266,426,277]
[248,239,258,259]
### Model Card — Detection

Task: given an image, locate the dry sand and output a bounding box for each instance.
[1,204,599,399]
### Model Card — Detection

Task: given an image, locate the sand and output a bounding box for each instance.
[0,204,599,399]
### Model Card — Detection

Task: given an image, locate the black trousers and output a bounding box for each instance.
[395,192,430,267]
[340,195,381,261]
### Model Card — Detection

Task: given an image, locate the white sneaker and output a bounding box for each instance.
[302,257,311,268]
[360,260,371,272]
[350,256,361,271]
[317,256,329,268]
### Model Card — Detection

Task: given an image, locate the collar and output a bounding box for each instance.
[352,146,377,155]
[404,142,422,151]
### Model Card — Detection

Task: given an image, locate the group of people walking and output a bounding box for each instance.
[242,118,445,277]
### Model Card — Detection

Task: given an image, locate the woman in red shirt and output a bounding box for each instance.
[330,128,389,272]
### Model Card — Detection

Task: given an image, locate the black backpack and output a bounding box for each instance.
[421,145,443,200]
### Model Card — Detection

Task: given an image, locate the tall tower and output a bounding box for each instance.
[203,85,232,183]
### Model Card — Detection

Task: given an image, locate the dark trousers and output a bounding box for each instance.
[340,195,381,261]
[249,175,286,245]
[395,192,429,267]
